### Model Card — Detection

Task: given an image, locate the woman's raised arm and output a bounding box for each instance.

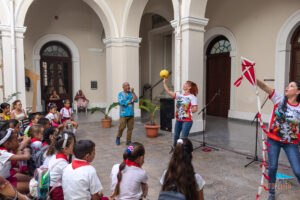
[256,79,273,95]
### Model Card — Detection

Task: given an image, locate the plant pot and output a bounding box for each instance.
[102,118,112,128]
[144,124,160,138]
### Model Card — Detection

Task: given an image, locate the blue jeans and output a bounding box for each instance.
[173,120,193,147]
[267,138,300,195]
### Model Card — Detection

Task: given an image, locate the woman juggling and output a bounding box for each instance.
[256,79,300,200]
[163,79,198,153]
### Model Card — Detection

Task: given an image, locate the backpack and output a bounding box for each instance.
[158,191,186,200]
[28,145,49,176]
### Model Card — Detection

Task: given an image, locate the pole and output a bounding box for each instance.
[175,0,182,93]
[10,0,17,99]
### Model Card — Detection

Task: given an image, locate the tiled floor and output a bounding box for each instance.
[75,112,300,200]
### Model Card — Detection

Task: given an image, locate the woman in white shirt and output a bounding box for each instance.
[160,138,205,200]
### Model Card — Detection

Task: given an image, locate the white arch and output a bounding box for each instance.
[0,0,10,24]
[204,26,238,112]
[32,34,80,111]
[15,0,119,37]
[275,10,300,93]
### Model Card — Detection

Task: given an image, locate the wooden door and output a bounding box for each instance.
[290,26,300,82]
[40,42,72,109]
[206,36,231,117]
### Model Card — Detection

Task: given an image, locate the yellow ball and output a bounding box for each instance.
[160,69,169,79]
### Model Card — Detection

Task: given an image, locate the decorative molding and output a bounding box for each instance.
[88,48,104,53]
[171,16,209,33]
[103,37,142,48]
[0,25,27,33]
[275,10,300,94]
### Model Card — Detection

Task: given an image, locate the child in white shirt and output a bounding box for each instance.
[110,142,148,200]
[47,131,75,200]
[0,128,31,193]
[46,104,61,128]
[62,140,105,200]
[60,99,78,134]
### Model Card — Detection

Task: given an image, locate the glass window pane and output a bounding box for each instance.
[42,45,69,57]
[209,39,232,54]
[219,40,225,46]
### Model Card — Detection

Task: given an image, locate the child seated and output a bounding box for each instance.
[110,142,148,200]
[41,127,57,167]
[0,128,31,193]
[37,117,51,130]
[0,176,29,200]
[46,104,61,128]
[24,112,41,137]
[47,131,75,200]
[60,99,78,134]
[62,140,104,200]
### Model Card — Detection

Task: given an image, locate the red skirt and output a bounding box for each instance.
[50,186,64,200]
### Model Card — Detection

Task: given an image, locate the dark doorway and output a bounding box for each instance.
[290,26,300,82]
[40,42,72,110]
[206,36,231,117]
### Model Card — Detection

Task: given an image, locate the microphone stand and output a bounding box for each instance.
[193,91,219,152]
[244,96,269,167]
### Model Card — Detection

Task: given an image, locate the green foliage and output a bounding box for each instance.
[139,99,160,125]
[90,102,119,119]
[3,92,21,103]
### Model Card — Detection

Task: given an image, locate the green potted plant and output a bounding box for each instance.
[90,102,119,128]
[139,99,160,138]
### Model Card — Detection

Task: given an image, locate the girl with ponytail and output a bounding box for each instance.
[110,142,148,200]
[160,138,205,200]
[47,131,75,200]
[257,80,300,200]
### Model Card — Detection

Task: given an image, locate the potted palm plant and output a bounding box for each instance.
[90,102,119,128]
[139,99,160,138]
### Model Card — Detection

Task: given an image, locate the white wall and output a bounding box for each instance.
[205,0,300,119]
[24,0,106,108]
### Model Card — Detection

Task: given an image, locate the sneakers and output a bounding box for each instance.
[267,194,275,200]
[126,141,132,146]
[116,137,120,145]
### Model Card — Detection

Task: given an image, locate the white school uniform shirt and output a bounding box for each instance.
[110,164,148,200]
[42,153,54,168]
[30,140,42,150]
[48,153,69,187]
[60,107,73,119]
[45,113,55,124]
[0,149,13,178]
[62,159,103,200]
[160,169,205,191]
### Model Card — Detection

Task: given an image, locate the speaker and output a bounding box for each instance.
[160,98,174,132]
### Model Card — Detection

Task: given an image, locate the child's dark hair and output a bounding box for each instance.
[73,140,95,159]
[162,138,198,200]
[0,129,14,147]
[0,103,10,113]
[9,119,19,128]
[0,121,10,131]
[38,118,50,126]
[63,99,70,104]
[29,112,40,122]
[111,142,145,198]
[48,104,57,111]
[43,127,56,146]
[28,124,43,138]
[281,81,300,113]
[47,131,75,156]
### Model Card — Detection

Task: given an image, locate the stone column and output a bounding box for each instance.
[0,26,27,107]
[171,16,209,132]
[103,37,142,120]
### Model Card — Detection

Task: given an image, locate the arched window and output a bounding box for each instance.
[290,26,300,82]
[41,44,70,57]
[208,36,232,55]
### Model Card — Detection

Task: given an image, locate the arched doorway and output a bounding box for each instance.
[40,42,72,109]
[206,36,231,117]
[290,26,300,82]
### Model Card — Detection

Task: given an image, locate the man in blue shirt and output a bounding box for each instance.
[116,82,138,145]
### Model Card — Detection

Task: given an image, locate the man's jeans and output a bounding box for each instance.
[173,120,193,147]
[267,137,300,195]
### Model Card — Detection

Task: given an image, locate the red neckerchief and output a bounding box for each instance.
[29,123,33,126]
[56,153,69,162]
[31,138,41,143]
[125,159,141,168]
[0,147,8,152]
[42,141,48,147]
[63,107,71,117]
[72,160,90,170]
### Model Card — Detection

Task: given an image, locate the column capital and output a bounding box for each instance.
[0,25,26,39]
[171,16,209,33]
[103,37,142,48]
